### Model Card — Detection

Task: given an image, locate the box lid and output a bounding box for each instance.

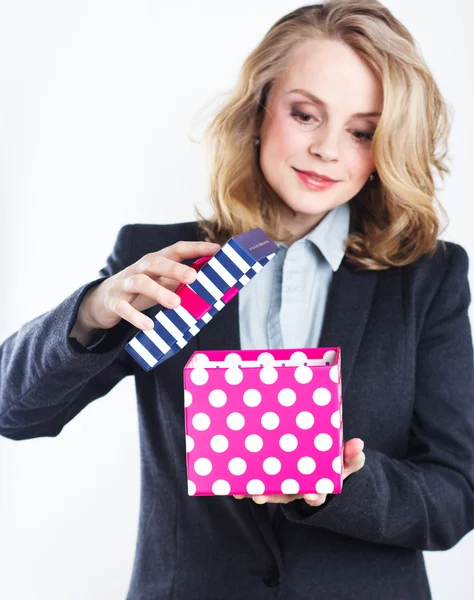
[124,227,280,371]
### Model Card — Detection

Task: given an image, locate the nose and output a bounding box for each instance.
[309,122,339,162]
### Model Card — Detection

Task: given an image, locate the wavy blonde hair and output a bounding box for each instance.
[196,0,452,270]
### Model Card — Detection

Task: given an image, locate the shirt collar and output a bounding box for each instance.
[278,201,350,272]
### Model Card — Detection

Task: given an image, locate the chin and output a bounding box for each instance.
[280,195,339,217]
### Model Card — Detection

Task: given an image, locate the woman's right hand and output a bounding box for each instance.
[78,240,221,333]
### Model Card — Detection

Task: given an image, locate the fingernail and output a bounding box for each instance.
[305,494,319,501]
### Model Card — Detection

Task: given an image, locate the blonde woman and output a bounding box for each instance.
[1,1,473,598]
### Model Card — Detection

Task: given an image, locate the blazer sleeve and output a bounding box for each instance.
[0,225,140,441]
[280,243,474,551]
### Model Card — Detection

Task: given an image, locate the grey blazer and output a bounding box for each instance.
[1,218,474,600]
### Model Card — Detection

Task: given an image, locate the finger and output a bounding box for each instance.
[233,495,247,500]
[137,253,200,289]
[123,272,182,311]
[153,275,185,292]
[111,296,158,332]
[343,451,366,480]
[343,438,364,460]
[252,494,304,504]
[303,493,327,506]
[159,241,221,263]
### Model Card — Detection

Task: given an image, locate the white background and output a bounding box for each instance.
[0,1,473,598]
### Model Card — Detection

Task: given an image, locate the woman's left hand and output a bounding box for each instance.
[233,437,365,507]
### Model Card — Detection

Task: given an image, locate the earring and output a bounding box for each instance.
[369,172,376,182]
[254,137,260,146]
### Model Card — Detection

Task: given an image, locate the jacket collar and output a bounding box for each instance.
[278,201,350,272]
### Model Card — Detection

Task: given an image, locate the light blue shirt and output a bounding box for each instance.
[239,201,351,352]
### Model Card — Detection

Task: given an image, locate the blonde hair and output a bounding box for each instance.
[196,0,452,270]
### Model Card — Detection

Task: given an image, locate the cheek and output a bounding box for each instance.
[345,147,375,180]
[263,113,301,161]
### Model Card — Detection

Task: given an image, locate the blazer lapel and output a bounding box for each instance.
[318,256,378,397]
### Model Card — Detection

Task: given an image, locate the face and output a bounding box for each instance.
[257,38,383,242]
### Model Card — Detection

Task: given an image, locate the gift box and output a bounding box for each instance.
[124,228,280,371]
[183,347,343,496]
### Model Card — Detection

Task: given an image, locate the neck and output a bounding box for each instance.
[277,204,329,246]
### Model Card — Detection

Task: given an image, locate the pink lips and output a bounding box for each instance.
[295,168,337,182]
[293,168,338,191]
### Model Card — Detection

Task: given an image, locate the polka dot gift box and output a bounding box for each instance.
[183,347,343,497]
[124,228,280,372]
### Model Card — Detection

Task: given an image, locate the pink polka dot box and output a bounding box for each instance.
[183,347,343,497]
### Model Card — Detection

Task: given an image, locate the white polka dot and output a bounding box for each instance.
[281,479,299,494]
[190,367,209,386]
[185,435,194,453]
[323,350,337,364]
[245,434,264,452]
[209,389,227,408]
[212,479,231,495]
[257,352,275,366]
[247,479,265,495]
[290,351,307,364]
[314,433,333,452]
[228,457,247,475]
[210,434,229,453]
[330,410,341,429]
[261,412,280,430]
[260,366,278,385]
[296,411,315,430]
[278,388,297,407]
[184,390,193,407]
[316,478,335,493]
[295,365,313,384]
[279,433,298,452]
[313,387,331,406]
[193,353,210,367]
[332,456,342,474]
[192,413,211,431]
[194,457,212,476]
[188,480,196,495]
[243,389,262,407]
[225,367,244,385]
[329,365,339,383]
[226,412,245,430]
[262,457,281,475]
[297,456,316,474]
[225,352,242,366]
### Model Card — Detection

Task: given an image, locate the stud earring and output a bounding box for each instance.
[254,137,260,146]
[369,172,376,182]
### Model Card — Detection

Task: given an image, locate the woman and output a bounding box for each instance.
[1,1,473,598]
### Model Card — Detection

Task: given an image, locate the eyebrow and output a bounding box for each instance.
[287,88,381,118]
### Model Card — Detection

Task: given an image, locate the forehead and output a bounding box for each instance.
[271,39,383,111]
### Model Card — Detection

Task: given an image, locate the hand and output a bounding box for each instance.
[76,240,221,333]
[233,438,365,507]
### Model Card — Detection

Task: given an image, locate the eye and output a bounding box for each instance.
[351,130,374,145]
[290,108,316,125]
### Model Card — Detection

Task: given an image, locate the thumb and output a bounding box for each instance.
[344,438,364,460]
